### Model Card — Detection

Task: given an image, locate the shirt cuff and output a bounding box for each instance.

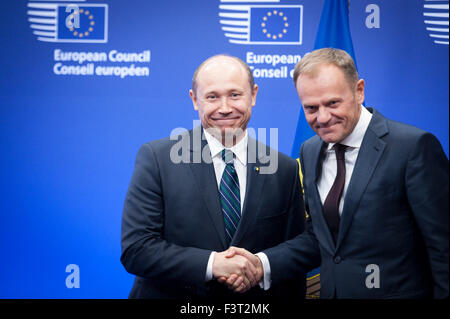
[255,252,272,290]
[205,251,216,281]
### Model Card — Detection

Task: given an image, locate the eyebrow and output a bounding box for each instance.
[203,88,244,95]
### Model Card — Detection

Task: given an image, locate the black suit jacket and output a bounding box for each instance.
[121,126,306,299]
[264,108,449,298]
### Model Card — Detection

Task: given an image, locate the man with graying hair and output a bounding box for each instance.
[224,48,449,299]
[121,54,307,298]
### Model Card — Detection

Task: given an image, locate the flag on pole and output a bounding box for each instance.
[294,0,358,299]
[314,0,356,59]
[291,0,357,158]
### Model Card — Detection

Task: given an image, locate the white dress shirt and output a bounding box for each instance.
[203,129,248,209]
[203,129,248,281]
[258,106,373,290]
[317,106,373,216]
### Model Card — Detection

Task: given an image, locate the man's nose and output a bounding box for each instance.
[218,97,232,113]
[316,107,331,124]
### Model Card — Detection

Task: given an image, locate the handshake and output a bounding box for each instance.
[212,247,263,293]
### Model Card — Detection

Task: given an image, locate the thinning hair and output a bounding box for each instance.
[293,48,359,88]
[191,54,255,96]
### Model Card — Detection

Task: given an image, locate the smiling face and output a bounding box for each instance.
[190,56,258,146]
[296,63,365,144]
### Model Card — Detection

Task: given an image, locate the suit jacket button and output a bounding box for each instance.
[334,256,341,264]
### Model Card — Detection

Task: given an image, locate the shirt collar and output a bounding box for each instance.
[328,106,373,151]
[203,128,248,166]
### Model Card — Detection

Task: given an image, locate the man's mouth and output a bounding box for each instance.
[212,117,240,124]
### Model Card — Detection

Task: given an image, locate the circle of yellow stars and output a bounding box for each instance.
[261,10,288,40]
[68,9,95,38]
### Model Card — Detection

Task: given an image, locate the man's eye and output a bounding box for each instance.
[304,105,316,111]
[231,93,241,98]
[329,100,339,106]
[207,95,216,100]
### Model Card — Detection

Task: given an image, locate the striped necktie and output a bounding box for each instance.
[219,149,241,244]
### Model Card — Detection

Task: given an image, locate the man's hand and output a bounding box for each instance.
[212,247,260,293]
[215,247,263,293]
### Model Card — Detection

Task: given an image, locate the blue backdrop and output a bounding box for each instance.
[0,0,448,298]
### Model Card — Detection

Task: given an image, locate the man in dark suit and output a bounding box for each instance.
[120,54,306,298]
[225,48,449,298]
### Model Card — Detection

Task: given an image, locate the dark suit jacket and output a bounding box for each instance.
[121,126,306,299]
[264,108,449,298]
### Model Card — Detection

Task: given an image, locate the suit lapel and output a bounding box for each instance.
[336,109,388,250]
[231,137,266,245]
[307,139,336,255]
[189,127,228,250]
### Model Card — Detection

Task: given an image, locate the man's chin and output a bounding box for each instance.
[317,132,341,144]
[205,126,246,145]
[222,127,246,144]
[314,127,345,144]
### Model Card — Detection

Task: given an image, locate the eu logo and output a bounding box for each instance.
[219,2,303,45]
[27,2,108,43]
[249,6,302,44]
[57,5,107,42]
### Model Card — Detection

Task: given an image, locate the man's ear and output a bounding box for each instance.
[189,89,198,110]
[251,84,258,107]
[355,79,365,105]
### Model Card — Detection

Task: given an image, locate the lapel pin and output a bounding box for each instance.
[254,167,260,173]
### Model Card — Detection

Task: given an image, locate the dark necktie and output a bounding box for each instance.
[323,143,347,244]
[219,149,241,244]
